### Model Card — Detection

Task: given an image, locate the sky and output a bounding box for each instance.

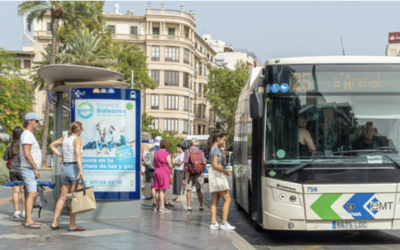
[1,1,400,64]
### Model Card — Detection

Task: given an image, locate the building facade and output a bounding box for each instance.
[31,3,217,136]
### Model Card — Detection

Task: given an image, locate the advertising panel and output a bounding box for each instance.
[70,88,141,200]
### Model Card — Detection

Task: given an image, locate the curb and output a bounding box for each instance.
[181,191,255,250]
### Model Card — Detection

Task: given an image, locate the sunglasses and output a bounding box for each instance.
[31,120,40,124]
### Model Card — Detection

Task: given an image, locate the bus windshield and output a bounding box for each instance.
[264,64,400,168]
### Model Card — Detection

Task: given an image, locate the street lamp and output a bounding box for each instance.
[188,61,227,135]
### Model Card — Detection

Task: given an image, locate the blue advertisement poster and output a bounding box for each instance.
[70,88,141,200]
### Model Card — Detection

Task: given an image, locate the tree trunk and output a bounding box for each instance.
[41,18,60,166]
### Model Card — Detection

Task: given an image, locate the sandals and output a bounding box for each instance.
[50,225,63,230]
[24,223,41,229]
[68,227,85,231]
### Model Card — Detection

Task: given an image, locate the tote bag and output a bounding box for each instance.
[65,180,97,214]
[208,147,230,193]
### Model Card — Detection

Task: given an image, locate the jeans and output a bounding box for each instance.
[106,141,114,150]
[115,135,126,147]
[61,163,82,184]
[83,141,96,150]
[20,166,37,193]
[96,141,105,150]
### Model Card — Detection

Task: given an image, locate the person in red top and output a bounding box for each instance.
[183,138,207,212]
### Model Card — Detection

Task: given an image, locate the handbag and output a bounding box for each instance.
[208,147,230,193]
[65,179,96,214]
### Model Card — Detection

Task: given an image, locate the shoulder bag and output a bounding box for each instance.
[208,147,230,193]
[65,179,97,214]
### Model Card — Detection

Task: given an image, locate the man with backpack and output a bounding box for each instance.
[183,138,207,212]
[144,136,174,209]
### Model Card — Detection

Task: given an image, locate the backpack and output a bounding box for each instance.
[187,149,205,175]
[144,148,156,170]
[6,155,15,169]
[24,184,47,218]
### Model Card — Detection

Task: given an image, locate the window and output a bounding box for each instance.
[164,119,178,132]
[203,125,206,135]
[165,71,179,86]
[152,46,160,61]
[200,47,203,52]
[151,119,159,130]
[168,28,175,36]
[164,95,179,110]
[211,57,213,62]
[209,110,212,122]
[207,53,210,59]
[198,104,202,118]
[183,72,190,88]
[108,25,115,34]
[47,23,51,31]
[184,49,190,64]
[151,70,159,85]
[195,42,198,49]
[130,26,138,35]
[165,47,180,62]
[183,97,189,111]
[23,60,31,69]
[193,104,196,115]
[153,27,159,35]
[204,63,207,76]
[198,125,201,134]
[199,84,202,97]
[193,125,196,134]
[194,83,197,96]
[203,105,206,118]
[199,63,202,76]
[182,120,189,134]
[151,95,159,109]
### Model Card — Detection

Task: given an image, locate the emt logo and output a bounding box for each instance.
[77,102,94,119]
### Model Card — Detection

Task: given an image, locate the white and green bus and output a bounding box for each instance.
[234,56,400,231]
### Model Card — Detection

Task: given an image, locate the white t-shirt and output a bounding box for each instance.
[20,130,42,169]
[174,153,185,170]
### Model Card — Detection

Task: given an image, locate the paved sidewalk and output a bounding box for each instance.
[0,186,252,250]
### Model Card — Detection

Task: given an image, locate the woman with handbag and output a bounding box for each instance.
[152,139,173,212]
[2,126,25,218]
[206,129,235,230]
[49,122,85,231]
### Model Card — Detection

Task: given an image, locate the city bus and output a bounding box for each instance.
[233,56,400,231]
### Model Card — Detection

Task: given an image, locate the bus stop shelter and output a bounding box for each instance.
[38,64,141,218]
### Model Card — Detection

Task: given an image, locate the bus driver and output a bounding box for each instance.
[352,122,387,150]
[298,114,316,157]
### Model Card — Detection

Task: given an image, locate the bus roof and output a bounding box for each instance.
[183,135,209,141]
[265,56,400,66]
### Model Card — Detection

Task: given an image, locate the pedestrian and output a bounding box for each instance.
[172,144,184,202]
[153,139,173,212]
[183,138,206,212]
[20,113,43,229]
[2,126,25,218]
[207,129,235,230]
[49,121,85,231]
[144,136,160,208]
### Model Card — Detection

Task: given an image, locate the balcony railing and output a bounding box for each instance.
[147,9,195,21]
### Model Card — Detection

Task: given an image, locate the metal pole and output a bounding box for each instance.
[53,92,63,203]
[131,70,134,89]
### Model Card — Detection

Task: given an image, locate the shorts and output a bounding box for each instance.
[20,166,37,193]
[61,163,82,184]
[185,172,204,191]
[10,172,23,182]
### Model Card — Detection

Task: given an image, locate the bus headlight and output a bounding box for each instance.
[289,195,297,202]
[288,222,294,229]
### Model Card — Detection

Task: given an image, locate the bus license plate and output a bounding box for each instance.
[333,221,367,229]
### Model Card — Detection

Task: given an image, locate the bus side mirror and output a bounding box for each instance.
[250,93,263,119]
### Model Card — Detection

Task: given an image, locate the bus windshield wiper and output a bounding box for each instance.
[332,149,400,168]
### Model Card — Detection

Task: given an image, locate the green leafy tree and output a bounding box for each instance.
[64,28,115,67]
[142,112,154,132]
[0,49,35,135]
[204,61,250,149]
[18,1,97,166]
[150,130,183,154]
[111,41,157,90]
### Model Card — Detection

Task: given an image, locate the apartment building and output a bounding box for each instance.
[31,3,217,136]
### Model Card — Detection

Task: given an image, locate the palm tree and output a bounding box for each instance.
[64,28,116,67]
[18,1,96,166]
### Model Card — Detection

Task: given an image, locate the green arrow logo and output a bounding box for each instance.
[310,193,342,220]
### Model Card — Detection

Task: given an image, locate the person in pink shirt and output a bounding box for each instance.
[152,139,173,212]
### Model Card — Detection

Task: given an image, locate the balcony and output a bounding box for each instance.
[112,34,146,41]
[146,9,195,22]
[34,30,52,39]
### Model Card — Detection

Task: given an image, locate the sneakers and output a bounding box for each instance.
[187,207,192,212]
[159,208,171,213]
[199,207,204,211]
[219,222,236,230]
[13,211,21,218]
[165,203,174,208]
[209,222,220,230]
[152,203,157,208]
[21,212,25,218]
